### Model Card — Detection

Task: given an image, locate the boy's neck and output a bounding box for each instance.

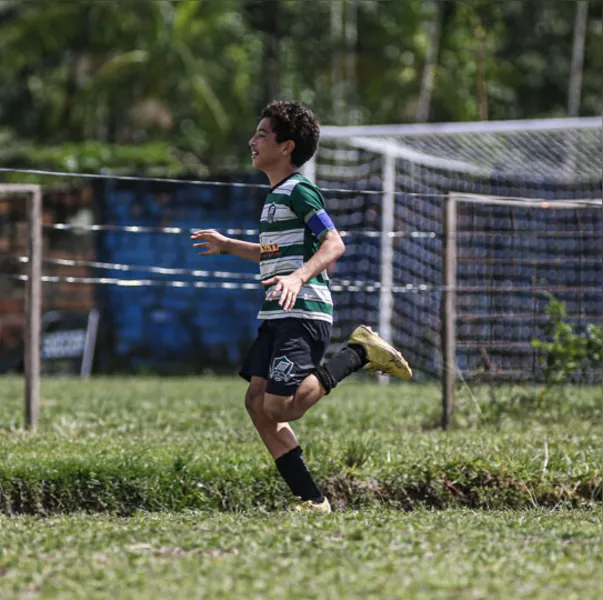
[266,164,298,189]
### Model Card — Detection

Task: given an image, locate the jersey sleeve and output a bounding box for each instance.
[290,183,336,241]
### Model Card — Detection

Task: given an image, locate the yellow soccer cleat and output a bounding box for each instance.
[348,325,413,381]
[293,497,332,514]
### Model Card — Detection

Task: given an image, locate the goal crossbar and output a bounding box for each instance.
[321,116,602,139]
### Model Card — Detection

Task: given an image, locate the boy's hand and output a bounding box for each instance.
[191,229,230,256]
[262,273,304,311]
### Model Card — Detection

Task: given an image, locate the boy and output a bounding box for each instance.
[191,101,411,514]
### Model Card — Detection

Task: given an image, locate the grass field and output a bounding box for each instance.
[1,509,598,600]
[0,376,601,598]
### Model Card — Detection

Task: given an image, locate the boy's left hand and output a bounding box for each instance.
[262,273,303,311]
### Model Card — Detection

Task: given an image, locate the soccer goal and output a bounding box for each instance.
[303,116,602,425]
[0,184,42,429]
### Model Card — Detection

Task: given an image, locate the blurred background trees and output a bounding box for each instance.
[0,0,601,174]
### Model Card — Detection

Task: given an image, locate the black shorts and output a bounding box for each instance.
[239,318,331,396]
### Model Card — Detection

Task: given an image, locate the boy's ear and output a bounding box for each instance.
[281,139,295,157]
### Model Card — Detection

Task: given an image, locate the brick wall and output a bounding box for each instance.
[0,185,96,367]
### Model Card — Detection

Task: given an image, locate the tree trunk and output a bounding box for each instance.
[475,22,488,121]
[261,0,280,108]
[416,1,444,123]
[568,1,589,117]
[345,0,358,124]
[331,0,344,124]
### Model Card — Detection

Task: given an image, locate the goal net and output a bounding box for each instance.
[311,117,602,382]
[0,118,600,387]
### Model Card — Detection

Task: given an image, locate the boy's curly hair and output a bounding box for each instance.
[260,101,320,167]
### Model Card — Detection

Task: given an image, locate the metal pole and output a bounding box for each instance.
[441,194,457,429]
[25,186,42,430]
[378,152,396,384]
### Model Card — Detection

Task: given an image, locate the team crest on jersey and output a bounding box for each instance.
[270,356,294,382]
[267,204,277,223]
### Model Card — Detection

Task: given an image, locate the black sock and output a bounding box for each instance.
[275,446,323,502]
[314,344,368,394]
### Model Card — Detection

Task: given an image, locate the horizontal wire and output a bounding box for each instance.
[11,256,261,280]
[42,223,439,238]
[456,285,601,293]
[10,255,601,281]
[457,257,601,264]
[456,341,538,349]
[3,273,433,293]
[1,167,601,204]
[455,231,601,238]
[457,312,601,321]
[41,223,602,239]
[2,256,379,289]
[3,273,600,295]
[9,274,261,290]
[0,166,430,197]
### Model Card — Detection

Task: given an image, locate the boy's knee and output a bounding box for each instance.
[262,395,283,421]
[264,394,307,422]
[245,383,265,416]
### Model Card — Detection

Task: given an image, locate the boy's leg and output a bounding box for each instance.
[263,325,413,422]
[244,376,299,459]
[240,323,324,504]
[245,378,323,504]
[263,374,324,422]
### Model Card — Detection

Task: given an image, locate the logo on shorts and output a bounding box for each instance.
[267,204,277,223]
[270,356,294,383]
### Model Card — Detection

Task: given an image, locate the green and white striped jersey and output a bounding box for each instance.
[258,173,335,323]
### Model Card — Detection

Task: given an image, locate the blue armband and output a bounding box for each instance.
[306,209,335,239]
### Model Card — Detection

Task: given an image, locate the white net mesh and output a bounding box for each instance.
[316,118,602,381]
[455,196,601,381]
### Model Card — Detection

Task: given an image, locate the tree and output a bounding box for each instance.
[0,0,601,175]
[568,1,589,117]
[0,0,262,171]
[416,0,444,122]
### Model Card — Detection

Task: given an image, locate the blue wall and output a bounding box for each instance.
[96,177,266,373]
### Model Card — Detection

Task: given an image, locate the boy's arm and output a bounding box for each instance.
[191,229,261,263]
[263,230,345,312]
[224,239,261,263]
[296,230,345,284]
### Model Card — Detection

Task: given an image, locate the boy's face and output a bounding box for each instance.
[249,117,294,171]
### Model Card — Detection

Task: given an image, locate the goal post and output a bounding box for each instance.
[0,184,42,430]
[310,116,602,426]
[441,194,457,430]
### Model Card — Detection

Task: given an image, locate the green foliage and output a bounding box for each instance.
[6,140,199,178]
[0,0,601,173]
[0,377,600,516]
[531,294,603,386]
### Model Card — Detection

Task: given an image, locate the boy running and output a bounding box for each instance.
[191,101,411,513]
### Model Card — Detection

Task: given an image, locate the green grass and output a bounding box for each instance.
[0,509,599,600]
[0,376,600,599]
[0,376,600,513]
